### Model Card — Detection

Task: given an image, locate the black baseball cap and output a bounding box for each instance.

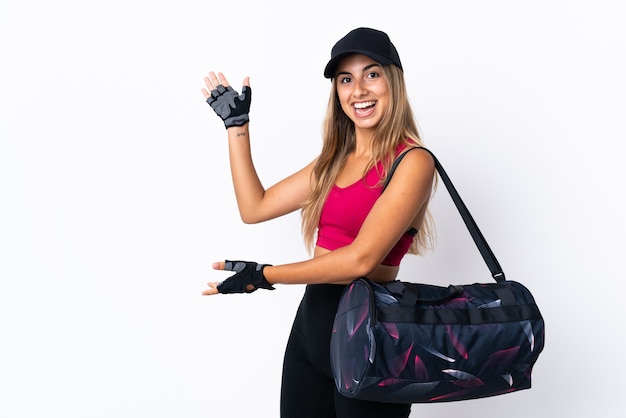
[323,27,403,79]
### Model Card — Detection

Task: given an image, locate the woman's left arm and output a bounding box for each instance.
[203,149,435,294]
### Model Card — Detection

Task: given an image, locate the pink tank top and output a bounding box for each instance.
[315,153,413,266]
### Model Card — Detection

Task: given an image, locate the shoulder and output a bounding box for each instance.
[380,147,435,209]
[394,147,435,177]
[382,146,435,195]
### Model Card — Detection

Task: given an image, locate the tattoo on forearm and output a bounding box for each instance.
[236,131,247,137]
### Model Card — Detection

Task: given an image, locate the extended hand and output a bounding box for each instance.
[203,260,274,295]
[201,72,251,129]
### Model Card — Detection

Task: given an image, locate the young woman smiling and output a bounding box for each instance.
[201,27,436,418]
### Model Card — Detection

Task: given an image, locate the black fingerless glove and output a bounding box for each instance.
[206,85,251,129]
[217,260,274,294]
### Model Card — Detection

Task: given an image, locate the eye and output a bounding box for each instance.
[339,76,352,84]
[366,71,380,79]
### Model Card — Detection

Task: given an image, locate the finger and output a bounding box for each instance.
[202,74,217,98]
[200,86,210,99]
[242,76,250,87]
[202,283,220,296]
[209,71,225,88]
[212,261,225,271]
[205,72,219,90]
[216,72,230,87]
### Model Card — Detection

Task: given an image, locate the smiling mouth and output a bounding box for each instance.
[354,101,376,110]
[353,101,376,116]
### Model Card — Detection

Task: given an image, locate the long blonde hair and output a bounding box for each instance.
[301,65,436,255]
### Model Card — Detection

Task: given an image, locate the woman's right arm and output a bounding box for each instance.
[226,122,315,223]
[203,72,315,224]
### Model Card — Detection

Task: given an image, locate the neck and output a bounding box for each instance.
[353,130,374,158]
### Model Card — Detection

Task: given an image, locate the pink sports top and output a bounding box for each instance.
[315,151,414,266]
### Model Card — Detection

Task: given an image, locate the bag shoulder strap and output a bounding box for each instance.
[384,147,506,283]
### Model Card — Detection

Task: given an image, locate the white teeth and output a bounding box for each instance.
[354,101,375,109]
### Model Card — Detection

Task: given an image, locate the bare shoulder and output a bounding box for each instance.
[381,148,435,196]
[395,147,435,177]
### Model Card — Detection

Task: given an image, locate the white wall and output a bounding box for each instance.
[1,1,624,417]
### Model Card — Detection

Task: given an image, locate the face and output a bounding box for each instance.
[335,54,389,133]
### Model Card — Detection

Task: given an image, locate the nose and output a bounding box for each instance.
[352,78,368,97]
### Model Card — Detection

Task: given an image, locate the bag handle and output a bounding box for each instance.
[385,280,464,305]
[384,147,506,283]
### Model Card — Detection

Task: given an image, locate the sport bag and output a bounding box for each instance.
[330,147,545,403]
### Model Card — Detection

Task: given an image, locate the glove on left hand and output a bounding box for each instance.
[217,260,274,294]
[206,84,251,129]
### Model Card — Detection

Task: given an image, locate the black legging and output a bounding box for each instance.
[280,284,412,418]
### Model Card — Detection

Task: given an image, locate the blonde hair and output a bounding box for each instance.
[301,65,436,255]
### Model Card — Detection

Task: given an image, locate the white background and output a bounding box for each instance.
[1,1,624,417]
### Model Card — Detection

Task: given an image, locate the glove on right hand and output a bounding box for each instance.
[206,84,251,129]
[217,260,274,294]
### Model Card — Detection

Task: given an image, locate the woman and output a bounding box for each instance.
[201,27,436,418]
